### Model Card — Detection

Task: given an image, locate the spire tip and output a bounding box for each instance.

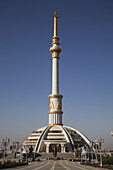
[54,10,57,17]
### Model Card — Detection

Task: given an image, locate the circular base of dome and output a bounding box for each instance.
[21,125,91,154]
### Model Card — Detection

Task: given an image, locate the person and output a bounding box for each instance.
[53,146,57,157]
[55,146,57,157]
[29,145,33,158]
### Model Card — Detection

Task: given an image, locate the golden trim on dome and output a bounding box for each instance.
[48,123,63,126]
[30,135,40,137]
[48,94,63,98]
[24,141,37,144]
[47,134,64,136]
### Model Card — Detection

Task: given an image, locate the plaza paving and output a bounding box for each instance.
[7,160,108,170]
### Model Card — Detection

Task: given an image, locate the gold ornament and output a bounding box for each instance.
[48,94,63,99]
[57,100,62,110]
[48,111,63,114]
[49,100,54,110]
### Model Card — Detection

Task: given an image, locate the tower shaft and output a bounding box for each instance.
[52,58,59,94]
[48,11,63,125]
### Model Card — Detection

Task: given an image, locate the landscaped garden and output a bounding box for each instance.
[81,155,113,169]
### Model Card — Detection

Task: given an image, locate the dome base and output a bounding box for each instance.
[22,125,91,154]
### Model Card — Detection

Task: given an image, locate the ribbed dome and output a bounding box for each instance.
[22,125,91,153]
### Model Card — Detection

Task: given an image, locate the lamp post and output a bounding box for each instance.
[12,141,19,159]
[95,143,98,163]
[97,137,104,167]
[1,137,10,163]
[74,146,76,159]
[94,139,98,163]
[86,145,89,161]
[25,146,29,162]
[90,141,94,163]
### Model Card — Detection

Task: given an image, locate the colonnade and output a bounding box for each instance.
[45,143,66,153]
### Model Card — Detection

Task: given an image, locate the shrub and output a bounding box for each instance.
[102,155,113,165]
[81,162,99,167]
[0,161,28,169]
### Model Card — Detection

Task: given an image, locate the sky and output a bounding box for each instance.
[0,0,113,149]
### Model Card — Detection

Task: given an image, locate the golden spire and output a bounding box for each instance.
[51,11,60,45]
[53,10,58,37]
[50,11,61,58]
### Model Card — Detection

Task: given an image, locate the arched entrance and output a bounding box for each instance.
[49,144,61,152]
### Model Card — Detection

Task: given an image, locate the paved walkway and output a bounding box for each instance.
[6,160,108,170]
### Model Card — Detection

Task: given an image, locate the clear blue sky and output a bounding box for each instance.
[0,0,113,149]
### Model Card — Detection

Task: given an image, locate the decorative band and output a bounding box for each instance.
[48,111,63,114]
[51,56,60,59]
[48,123,63,126]
[48,94,63,99]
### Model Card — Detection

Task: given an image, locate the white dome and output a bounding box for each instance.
[22,125,91,153]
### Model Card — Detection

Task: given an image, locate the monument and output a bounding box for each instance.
[21,11,91,155]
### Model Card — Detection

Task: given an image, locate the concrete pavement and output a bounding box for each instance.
[7,160,108,170]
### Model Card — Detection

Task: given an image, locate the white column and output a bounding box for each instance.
[52,114,53,124]
[56,114,58,123]
[58,114,61,124]
[55,113,56,124]
[60,115,62,123]
[57,114,59,124]
[49,114,51,124]
[64,146,66,153]
[52,58,59,94]
[46,144,50,153]
[61,144,64,153]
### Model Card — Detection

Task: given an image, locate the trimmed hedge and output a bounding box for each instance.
[81,156,113,169]
[0,161,28,169]
[102,155,113,165]
[81,162,100,167]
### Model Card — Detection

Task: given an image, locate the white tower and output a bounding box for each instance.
[22,11,91,153]
[48,11,63,125]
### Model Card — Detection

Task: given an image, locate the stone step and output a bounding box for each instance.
[37,152,75,159]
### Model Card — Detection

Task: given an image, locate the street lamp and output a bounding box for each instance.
[90,141,94,163]
[74,147,77,159]
[97,137,104,167]
[95,143,98,163]
[81,146,87,162]
[12,141,20,159]
[94,139,98,163]
[1,137,10,163]
[86,145,90,161]
[25,146,29,162]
